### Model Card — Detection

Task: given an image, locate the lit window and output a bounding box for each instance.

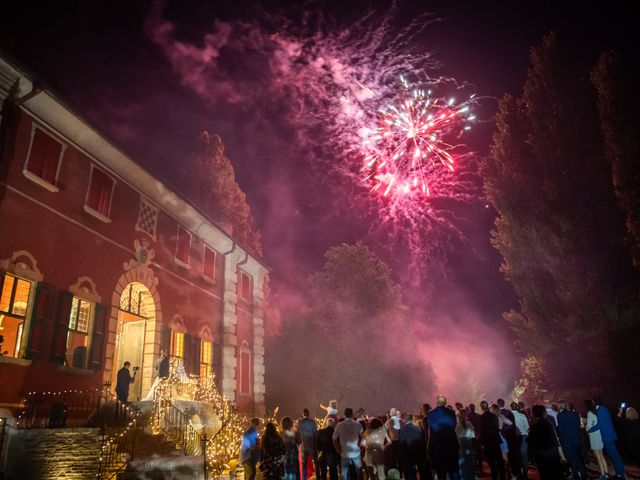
[24,126,64,188]
[200,340,213,378]
[66,296,93,368]
[170,331,184,361]
[0,273,33,358]
[175,227,191,266]
[240,272,252,300]
[85,166,115,219]
[203,247,216,280]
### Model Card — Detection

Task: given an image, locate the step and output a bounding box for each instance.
[117,455,207,480]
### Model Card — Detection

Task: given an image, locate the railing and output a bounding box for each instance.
[96,401,141,480]
[0,417,8,480]
[16,387,104,428]
[153,382,203,456]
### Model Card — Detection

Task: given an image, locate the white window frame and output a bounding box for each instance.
[135,196,159,240]
[202,245,217,283]
[238,341,252,396]
[22,123,67,193]
[83,164,116,223]
[65,296,95,370]
[174,225,192,269]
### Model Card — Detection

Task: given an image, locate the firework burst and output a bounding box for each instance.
[361,76,476,199]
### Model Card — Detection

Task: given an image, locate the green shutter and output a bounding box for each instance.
[50,291,73,364]
[26,283,56,360]
[88,303,109,371]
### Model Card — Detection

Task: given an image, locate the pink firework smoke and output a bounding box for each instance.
[362,76,476,199]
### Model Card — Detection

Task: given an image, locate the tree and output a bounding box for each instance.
[193,131,262,256]
[265,242,435,415]
[481,34,638,394]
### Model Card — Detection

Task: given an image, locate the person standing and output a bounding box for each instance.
[588,396,625,479]
[144,349,170,400]
[297,408,320,480]
[480,401,505,480]
[115,361,136,403]
[468,404,483,474]
[526,406,562,480]
[400,414,432,480]
[318,418,339,480]
[282,416,301,480]
[428,395,460,480]
[455,408,476,480]
[363,417,387,480]
[385,408,405,473]
[497,399,521,478]
[261,422,287,480]
[584,400,607,479]
[333,407,364,480]
[240,418,261,480]
[623,407,640,467]
[511,402,530,479]
[556,400,587,480]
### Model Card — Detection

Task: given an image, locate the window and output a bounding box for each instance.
[0,273,33,358]
[170,331,184,363]
[175,226,191,267]
[200,339,213,378]
[135,197,159,239]
[23,125,65,191]
[65,296,94,368]
[239,341,251,395]
[203,247,216,281]
[84,165,115,221]
[240,271,252,300]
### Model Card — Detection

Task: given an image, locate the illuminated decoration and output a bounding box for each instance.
[361,76,476,199]
[152,369,279,480]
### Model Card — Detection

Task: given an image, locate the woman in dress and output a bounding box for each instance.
[456,408,476,480]
[584,399,607,479]
[362,417,386,480]
[490,404,509,464]
[281,416,300,480]
[320,400,339,422]
[261,422,287,480]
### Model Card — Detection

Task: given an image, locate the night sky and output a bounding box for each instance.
[1,0,636,397]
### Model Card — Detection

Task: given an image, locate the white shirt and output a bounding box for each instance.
[546,408,558,426]
[332,418,363,459]
[513,411,530,436]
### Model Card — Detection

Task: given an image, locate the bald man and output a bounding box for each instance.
[427,396,460,480]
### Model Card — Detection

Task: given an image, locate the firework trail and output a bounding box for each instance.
[147,2,483,277]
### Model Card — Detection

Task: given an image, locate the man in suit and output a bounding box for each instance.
[297,408,320,480]
[428,396,460,480]
[115,361,136,403]
[588,396,625,479]
[557,400,587,480]
[400,414,432,480]
[480,401,505,480]
[498,398,522,478]
[468,404,483,474]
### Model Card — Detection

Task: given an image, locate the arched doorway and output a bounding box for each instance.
[112,282,156,401]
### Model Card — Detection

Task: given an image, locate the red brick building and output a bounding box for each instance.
[0,55,268,414]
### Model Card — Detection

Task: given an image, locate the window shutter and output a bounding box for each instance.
[87,168,113,216]
[26,283,56,360]
[183,333,193,374]
[28,129,61,184]
[89,304,108,371]
[50,291,73,364]
[191,336,201,376]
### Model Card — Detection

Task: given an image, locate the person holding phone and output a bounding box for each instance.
[115,361,137,403]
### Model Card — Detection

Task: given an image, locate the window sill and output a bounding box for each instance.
[202,274,217,285]
[83,204,112,223]
[0,356,32,367]
[22,169,59,192]
[55,365,96,376]
[174,258,191,269]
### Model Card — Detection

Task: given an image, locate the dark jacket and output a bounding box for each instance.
[317,425,338,457]
[400,421,428,464]
[297,417,318,452]
[479,411,501,453]
[527,418,561,463]
[557,410,582,448]
[428,406,459,454]
[115,367,133,398]
[158,355,170,378]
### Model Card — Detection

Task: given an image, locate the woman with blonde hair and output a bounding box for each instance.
[584,399,607,479]
[362,417,386,480]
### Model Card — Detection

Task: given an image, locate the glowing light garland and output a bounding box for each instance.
[361,76,475,199]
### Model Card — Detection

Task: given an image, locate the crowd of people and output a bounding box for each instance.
[239,395,640,480]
